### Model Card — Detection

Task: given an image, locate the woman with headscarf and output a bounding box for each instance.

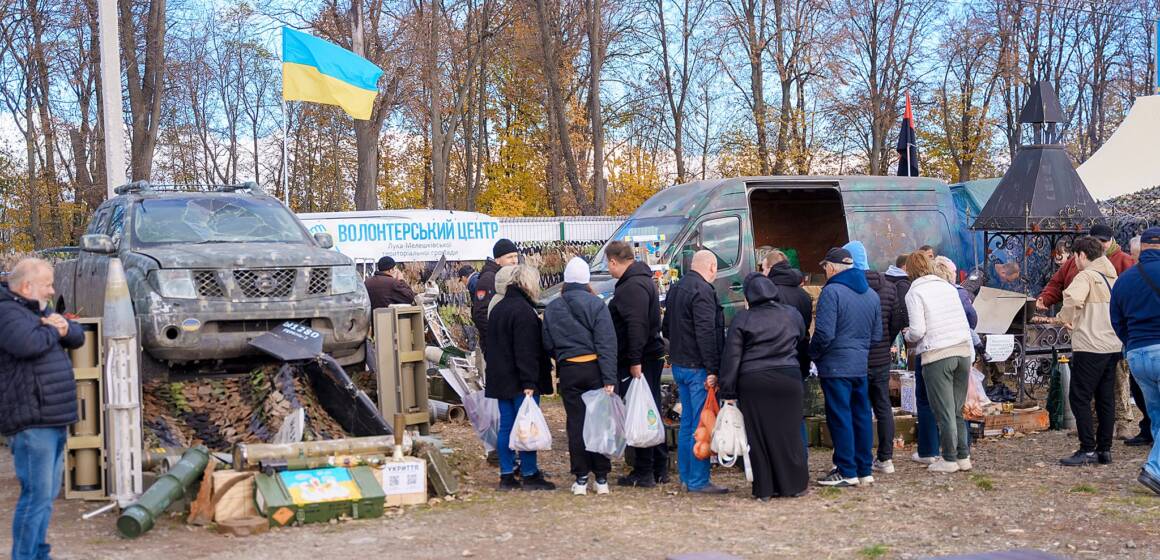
[485,264,556,491]
[718,273,810,500]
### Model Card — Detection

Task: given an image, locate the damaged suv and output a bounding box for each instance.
[54,182,370,377]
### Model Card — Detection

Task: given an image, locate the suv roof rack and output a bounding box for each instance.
[113,181,267,196]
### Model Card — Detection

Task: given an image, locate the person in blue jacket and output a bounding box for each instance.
[809,247,882,488]
[1111,227,1160,495]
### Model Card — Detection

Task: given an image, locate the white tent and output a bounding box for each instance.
[1077,95,1160,200]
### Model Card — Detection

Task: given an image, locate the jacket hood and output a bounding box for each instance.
[827,267,870,293]
[482,259,502,274]
[843,241,870,271]
[618,260,654,285]
[885,265,908,278]
[1083,255,1118,279]
[1142,249,1160,264]
[494,265,516,296]
[744,272,779,306]
[562,282,591,294]
[134,242,350,269]
[767,261,803,287]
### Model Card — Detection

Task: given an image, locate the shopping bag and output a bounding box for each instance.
[463,390,500,453]
[582,389,627,458]
[509,397,552,452]
[711,402,749,468]
[693,386,719,460]
[624,376,666,448]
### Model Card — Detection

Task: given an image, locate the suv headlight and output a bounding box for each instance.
[332,266,360,295]
[152,270,197,299]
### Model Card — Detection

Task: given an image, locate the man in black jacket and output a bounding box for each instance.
[764,250,813,378]
[606,241,668,488]
[1,258,84,560]
[663,250,728,494]
[364,256,416,310]
[471,239,520,365]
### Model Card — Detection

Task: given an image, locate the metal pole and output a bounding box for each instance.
[97,0,127,194]
[282,99,289,207]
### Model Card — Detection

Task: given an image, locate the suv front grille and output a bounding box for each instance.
[233,268,296,298]
[307,267,331,295]
[194,271,225,298]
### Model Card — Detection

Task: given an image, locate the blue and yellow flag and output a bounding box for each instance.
[282,27,383,120]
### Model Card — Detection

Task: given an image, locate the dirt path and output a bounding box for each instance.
[2,399,1158,559]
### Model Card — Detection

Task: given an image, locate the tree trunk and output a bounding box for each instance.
[119,0,167,181]
[746,15,770,175]
[587,0,606,213]
[26,90,41,249]
[533,0,594,213]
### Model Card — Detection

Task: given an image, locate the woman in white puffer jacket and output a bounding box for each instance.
[903,252,974,474]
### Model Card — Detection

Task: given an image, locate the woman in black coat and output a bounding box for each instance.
[719,273,810,500]
[485,264,556,491]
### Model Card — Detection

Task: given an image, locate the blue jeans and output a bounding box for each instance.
[915,358,972,458]
[673,366,711,490]
[1127,344,1160,479]
[821,377,874,478]
[497,394,540,477]
[10,426,67,560]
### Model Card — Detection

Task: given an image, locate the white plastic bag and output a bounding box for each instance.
[711,402,749,471]
[463,390,500,453]
[623,376,666,448]
[582,389,627,458]
[509,397,552,452]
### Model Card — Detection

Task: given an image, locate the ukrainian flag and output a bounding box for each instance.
[282,27,384,120]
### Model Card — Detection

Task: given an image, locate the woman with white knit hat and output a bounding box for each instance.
[543,257,619,495]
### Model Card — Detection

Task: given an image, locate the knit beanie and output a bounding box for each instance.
[563,257,590,284]
[493,239,518,259]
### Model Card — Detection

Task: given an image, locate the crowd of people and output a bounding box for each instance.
[458,228,1160,502]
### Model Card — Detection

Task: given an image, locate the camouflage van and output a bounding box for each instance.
[546,176,963,324]
[54,183,370,377]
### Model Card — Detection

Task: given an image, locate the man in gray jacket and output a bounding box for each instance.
[544,257,618,496]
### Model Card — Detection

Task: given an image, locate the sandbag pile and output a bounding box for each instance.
[142,365,348,451]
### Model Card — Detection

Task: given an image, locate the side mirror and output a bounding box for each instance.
[81,234,116,255]
[313,232,334,249]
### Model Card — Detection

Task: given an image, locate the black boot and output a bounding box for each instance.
[616,471,656,488]
[1097,451,1113,465]
[521,471,557,491]
[1125,433,1154,447]
[498,474,522,491]
[1060,451,1098,467]
[1139,469,1160,496]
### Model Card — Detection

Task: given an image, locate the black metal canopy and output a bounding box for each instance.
[972,80,1101,233]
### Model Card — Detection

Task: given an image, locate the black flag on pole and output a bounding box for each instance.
[896,92,919,177]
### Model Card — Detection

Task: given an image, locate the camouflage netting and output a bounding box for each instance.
[1100,185,1160,243]
[142,364,349,451]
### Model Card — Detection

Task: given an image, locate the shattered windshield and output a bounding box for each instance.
[131,197,309,246]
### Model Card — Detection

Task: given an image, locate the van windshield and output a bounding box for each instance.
[132,197,309,246]
[589,216,687,272]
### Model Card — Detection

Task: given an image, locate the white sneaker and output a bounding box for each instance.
[928,459,961,473]
[595,480,610,495]
[956,457,973,471]
[911,452,938,465]
[873,459,895,474]
[572,481,588,496]
[858,476,875,486]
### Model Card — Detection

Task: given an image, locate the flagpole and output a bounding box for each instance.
[282,100,289,207]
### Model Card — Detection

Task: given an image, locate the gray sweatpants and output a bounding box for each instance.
[923,355,971,462]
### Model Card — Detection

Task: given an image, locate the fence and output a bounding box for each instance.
[496,216,624,243]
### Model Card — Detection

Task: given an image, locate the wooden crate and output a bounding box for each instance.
[212,470,257,522]
[968,409,1049,438]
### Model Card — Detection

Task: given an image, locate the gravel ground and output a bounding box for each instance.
[2,398,1158,560]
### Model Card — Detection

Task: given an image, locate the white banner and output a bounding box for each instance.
[298,210,501,262]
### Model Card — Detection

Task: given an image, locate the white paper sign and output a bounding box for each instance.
[985,334,1015,362]
[973,287,1029,334]
[380,460,426,495]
